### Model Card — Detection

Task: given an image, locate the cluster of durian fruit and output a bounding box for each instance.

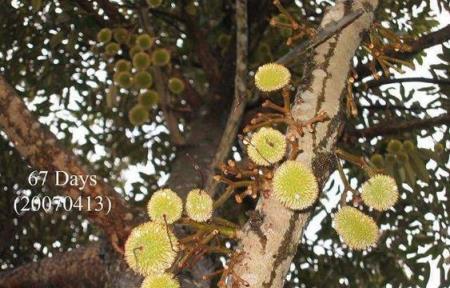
[251,63,399,250]
[125,188,213,288]
[95,12,185,126]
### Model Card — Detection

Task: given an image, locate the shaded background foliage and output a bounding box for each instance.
[0,0,449,287]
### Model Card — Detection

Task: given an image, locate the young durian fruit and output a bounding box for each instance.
[113,27,130,44]
[168,77,185,94]
[247,127,286,166]
[97,28,112,44]
[370,154,384,169]
[147,0,163,8]
[141,273,180,288]
[133,52,151,71]
[124,222,178,275]
[185,189,213,222]
[147,189,183,224]
[334,206,379,250]
[136,34,153,50]
[361,174,398,211]
[139,90,160,107]
[403,140,415,152]
[114,59,131,72]
[128,104,149,126]
[152,48,171,66]
[272,161,318,210]
[105,42,120,56]
[254,63,291,92]
[134,71,153,89]
[130,46,143,58]
[387,139,403,154]
[114,71,133,88]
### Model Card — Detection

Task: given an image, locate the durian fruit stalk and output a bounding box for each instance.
[334,206,379,250]
[361,174,398,211]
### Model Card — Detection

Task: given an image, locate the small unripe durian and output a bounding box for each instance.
[105,42,120,56]
[97,28,112,43]
[125,222,178,275]
[396,151,408,163]
[387,139,403,154]
[133,52,151,71]
[272,161,318,210]
[147,189,183,224]
[334,206,379,250]
[115,59,131,72]
[139,90,160,107]
[130,46,143,58]
[114,71,133,88]
[168,77,185,94]
[385,153,396,163]
[136,34,153,50]
[113,28,130,44]
[134,71,153,89]
[146,0,163,8]
[370,154,384,168]
[254,63,291,92]
[403,140,415,152]
[361,174,398,211]
[141,273,180,288]
[186,189,213,222]
[247,127,286,166]
[152,48,171,66]
[129,104,149,126]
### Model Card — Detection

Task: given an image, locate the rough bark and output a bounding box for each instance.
[231,1,379,287]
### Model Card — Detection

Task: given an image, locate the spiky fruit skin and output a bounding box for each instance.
[186,189,213,222]
[141,273,180,288]
[133,52,151,71]
[387,139,403,153]
[361,174,398,211]
[272,161,318,210]
[129,105,149,126]
[115,59,131,72]
[152,48,171,66]
[134,71,153,89]
[114,71,133,88]
[124,222,178,275]
[139,90,160,107]
[334,206,379,250]
[113,28,130,44]
[147,189,183,224]
[105,42,120,56]
[168,77,185,94]
[370,154,384,168]
[403,140,415,152]
[136,34,153,50]
[146,0,163,8]
[97,28,112,43]
[247,127,286,166]
[254,63,291,92]
[130,46,143,58]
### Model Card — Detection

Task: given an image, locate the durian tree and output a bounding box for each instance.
[0,0,449,287]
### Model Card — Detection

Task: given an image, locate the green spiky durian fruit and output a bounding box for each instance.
[125,222,178,275]
[141,273,180,288]
[403,140,415,152]
[185,189,213,222]
[128,104,149,126]
[254,63,291,92]
[97,28,112,44]
[115,59,131,72]
[334,206,379,250]
[105,42,120,56]
[139,90,160,107]
[133,52,151,71]
[168,77,185,94]
[134,71,153,89]
[385,153,396,163]
[130,46,143,58]
[361,174,398,211]
[152,48,171,66]
[113,28,130,44]
[136,34,153,50]
[147,0,163,8]
[114,71,132,88]
[147,189,183,224]
[370,154,384,168]
[272,161,318,210]
[247,127,286,166]
[387,139,403,154]
[396,151,408,163]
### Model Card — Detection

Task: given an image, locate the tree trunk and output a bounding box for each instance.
[231,1,379,287]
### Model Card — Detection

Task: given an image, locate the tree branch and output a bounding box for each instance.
[363,77,450,89]
[349,114,450,138]
[0,76,136,248]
